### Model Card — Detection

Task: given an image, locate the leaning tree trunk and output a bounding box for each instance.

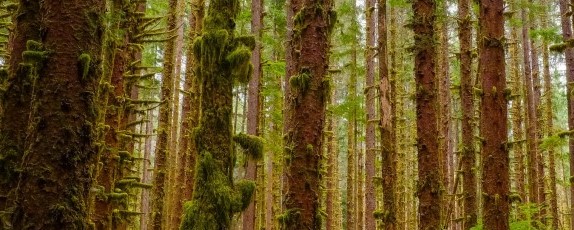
[281,0,335,228]
[2,0,105,228]
[179,0,259,228]
[479,0,509,228]
[412,0,442,228]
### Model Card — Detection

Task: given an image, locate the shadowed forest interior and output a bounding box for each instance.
[1,0,574,229]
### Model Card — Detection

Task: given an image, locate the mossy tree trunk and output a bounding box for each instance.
[149,0,179,228]
[346,2,359,228]
[173,0,204,227]
[364,0,377,228]
[0,0,41,215]
[179,0,258,228]
[412,0,442,228]
[1,0,105,228]
[558,0,574,227]
[478,0,509,228]
[458,0,477,227]
[378,0,396,228]
[281,0,334,228]
[241,0,263,227]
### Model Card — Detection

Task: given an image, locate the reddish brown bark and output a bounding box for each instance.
[479,0,509,228]
[458,0,476,227]
[4,0,105,228]
[242,0,263,227]
[378,0,396,228]
[281,0,334,228]
[412,0,442,228]
[365,0,377,228]
[521,7,540,207]
[558,0,574,228]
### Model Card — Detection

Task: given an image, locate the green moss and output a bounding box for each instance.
[22,50,48,63]
[233,133,264,160]
[289,70,311,92]
[226,45,253,83]
[234,35,256,50]
[277,208,301,228]
[78,53,91,80]
[234,179,255,211]
[26,40,43,51]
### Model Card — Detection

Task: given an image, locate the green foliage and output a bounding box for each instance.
[540,133,567,150]
[233,133,264,160]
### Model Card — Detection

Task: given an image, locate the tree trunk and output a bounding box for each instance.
[346,4,359,228]
[242,0,263,227]
[412,0,442,228]
[2,0,104,228]
[558,0,574,228]
[364,0,377,228]
[479,0,509,228]
[378,0,396,228]
[281,0,334,228]
[458,0,476,227]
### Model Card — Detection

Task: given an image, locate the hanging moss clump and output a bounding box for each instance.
[233,133,264,160]
[180,0,260,228]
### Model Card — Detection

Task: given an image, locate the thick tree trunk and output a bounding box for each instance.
[281,0,334,228]
[242,0,263,227]
[364,0,377,228]
[2,0,104,228]
[412,0,442,228]
[458,0,476,227]
[479,0,509,228]
[378,0,396,229]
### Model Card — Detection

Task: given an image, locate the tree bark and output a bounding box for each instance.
[2,0,105,228]
[242,0,263,227]
[365,0,377,228]
[412,0,442,228]
[281,0,334,228]
[458,0,476,227]
[479,0,509,228]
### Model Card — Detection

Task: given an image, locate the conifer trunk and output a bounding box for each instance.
[346,4,359,228]
[479,0,509,228]
[364,0,377,228]
[242,0,263,227]
[458,0,476,226]
[281,0,334,228]
[2,0,105,228]
[378,0,396,228]
[412,0,442,228]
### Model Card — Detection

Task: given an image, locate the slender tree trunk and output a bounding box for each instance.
[149,0,179,228]
[458,0,476,226]
[378,0,396,228]
[2,0,104,228]
[326,98,337,230]
[365,0,377,228]
[242,0,263,227]
[346,5,359,228]
[141,112,154,230]
[412,0,442,228]
[558,0,574,228]
[479,0,509,228]
[521,7,540,207]
[281,0,334,228]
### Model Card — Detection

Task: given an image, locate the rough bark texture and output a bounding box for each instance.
[346,4,359,229]
[412,0,442,228]
[458,0,476,227]
[479,0,509,228]
[281,0,334,228]
[242,0,263,227]
[521,7,540,207]
[179,0,257,228]
[1,0,104,228]
[174,0,204,227]
[558,0,574,228]
[364,0,377,228]
[149,0,179,228]
[0,0,41,215]
[326,104,337,230]
[378,0,396,228]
